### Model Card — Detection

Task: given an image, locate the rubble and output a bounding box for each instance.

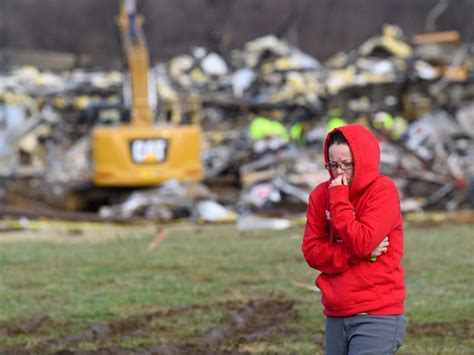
[0,24,473,225]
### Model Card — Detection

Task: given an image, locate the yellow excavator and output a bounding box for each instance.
[92,0,203,187]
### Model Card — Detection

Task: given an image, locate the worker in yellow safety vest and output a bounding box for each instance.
[373,111,408,141]
[249,116,289,142]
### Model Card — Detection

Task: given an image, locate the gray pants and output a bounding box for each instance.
[325,314,407,355]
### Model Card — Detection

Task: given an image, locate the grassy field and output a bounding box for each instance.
[0,221,473,353]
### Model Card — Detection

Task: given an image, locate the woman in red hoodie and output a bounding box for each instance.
[302,124,406,354]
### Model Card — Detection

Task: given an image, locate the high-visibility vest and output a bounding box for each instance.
[249,117,289,142]
[327,117,347,132]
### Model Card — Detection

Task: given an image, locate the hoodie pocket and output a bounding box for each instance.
[316,264,377,310]
[353,263,375,289]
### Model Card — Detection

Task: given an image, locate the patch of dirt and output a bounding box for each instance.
[1,297,298,354]
[0,316,50,337]
[409,319,474,339]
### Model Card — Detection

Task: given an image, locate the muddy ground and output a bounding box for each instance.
[2,296,473,354]
[1,298,302,354]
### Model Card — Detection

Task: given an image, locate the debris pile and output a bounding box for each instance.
[1,24,473,223]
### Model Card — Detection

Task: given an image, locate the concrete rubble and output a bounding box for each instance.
[0,24,473,225]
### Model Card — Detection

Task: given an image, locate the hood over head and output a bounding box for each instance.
[324,124,380,196]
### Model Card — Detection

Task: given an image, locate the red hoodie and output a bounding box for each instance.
[302,124,405,317]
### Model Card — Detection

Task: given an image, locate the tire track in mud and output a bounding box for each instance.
[139,298,297,354]
[1,298,298,354]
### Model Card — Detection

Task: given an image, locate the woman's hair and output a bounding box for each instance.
[328,130,348,147]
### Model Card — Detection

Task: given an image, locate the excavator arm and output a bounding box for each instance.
[117,0,154,126]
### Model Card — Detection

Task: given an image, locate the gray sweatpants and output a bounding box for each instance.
[325,314,407,355]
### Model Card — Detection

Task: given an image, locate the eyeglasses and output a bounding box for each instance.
[325,162,354,171]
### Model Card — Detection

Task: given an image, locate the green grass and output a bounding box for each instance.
[0,222,473,353]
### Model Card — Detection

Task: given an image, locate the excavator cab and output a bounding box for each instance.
[92,0,203,187]
[93,124,202,186]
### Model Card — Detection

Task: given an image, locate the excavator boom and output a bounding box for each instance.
[117,0,154,126]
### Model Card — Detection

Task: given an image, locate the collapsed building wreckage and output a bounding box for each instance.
[0,24,473,224]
